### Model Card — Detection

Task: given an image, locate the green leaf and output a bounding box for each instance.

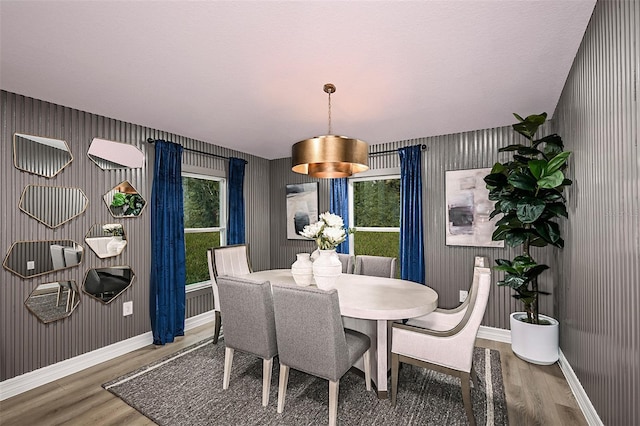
[512,113,547,139]
[513,113,525,121]
[517,146,545,156]
[516,198,546,223]
[490,162,507,174]
[484,173,507,188]
[509,172,537,191]
[545,151,571,174]
[499,144,530,153]
[538,170,565,188]
[528,160,546,179]
[505,229,529,247]
[546,202,568,218]
[525,264,550,279]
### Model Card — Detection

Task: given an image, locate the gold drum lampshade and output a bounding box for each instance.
[291,83,369,178]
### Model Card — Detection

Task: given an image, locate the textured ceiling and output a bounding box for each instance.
[0,1,595,160]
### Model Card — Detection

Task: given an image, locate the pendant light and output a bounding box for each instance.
[291,83,369,178]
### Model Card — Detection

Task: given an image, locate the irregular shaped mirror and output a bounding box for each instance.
[13,133,73,178]
[25,280,80,323]
[88,138,145,169]
[3,240,84,278]
[85,223,128,258]
[19,185,89,228]
[83,266,135,304]
[103,181,146,218]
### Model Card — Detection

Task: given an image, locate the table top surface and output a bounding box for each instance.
[240,269,438,321]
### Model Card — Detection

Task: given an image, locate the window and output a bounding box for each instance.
[182,172,226,288]
[348,175,401,264]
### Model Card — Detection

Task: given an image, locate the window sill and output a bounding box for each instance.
[186,281,211,293]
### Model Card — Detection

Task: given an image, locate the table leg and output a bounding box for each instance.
[376,319,390,399]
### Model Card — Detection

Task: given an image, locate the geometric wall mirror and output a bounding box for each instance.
[83,266,135,304]
[85,223,127,258]
[3,240,84,278]
[13,132,73,178]
[87,138,145,170]
[103,180,146,218]
[25,280,80,323]
[19,185,89,228]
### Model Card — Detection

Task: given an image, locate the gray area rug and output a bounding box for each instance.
[104,338,508,425]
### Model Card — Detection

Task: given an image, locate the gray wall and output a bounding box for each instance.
[553,1,639,425]
[1,91,271,381]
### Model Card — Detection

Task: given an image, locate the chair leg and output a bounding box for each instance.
[328,380,339,426]
[471,363,479,389]
[213,311,222,344]
[262,357,273,407]
[460,372,476,426]
[277,364,290,414]
[391,352,400,407]
[363,349,371,391]
[223,347,234,390]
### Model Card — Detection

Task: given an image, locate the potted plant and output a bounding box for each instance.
[484,112,572,365]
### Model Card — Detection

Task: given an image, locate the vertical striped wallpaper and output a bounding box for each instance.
[1,91,271,380]
[553,1,639,425]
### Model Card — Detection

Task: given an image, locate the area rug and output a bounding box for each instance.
[104,338,508,425]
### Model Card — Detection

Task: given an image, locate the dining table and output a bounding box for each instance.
[238,269,438,398]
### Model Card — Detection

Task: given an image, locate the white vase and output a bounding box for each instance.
[106,236,125,255]
[510,312,559,365]
[291,253,313,286]
[312,249,342,290]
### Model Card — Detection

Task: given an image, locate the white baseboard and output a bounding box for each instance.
[558,349,604,426]
[478,325,511,343]
[0,311,214,401]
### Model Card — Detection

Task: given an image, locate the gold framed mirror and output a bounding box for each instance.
[103,181,146,218]
[13,133,73,178]
[87,138,145,170]
[85,223,128,258]
[25,280,80,323]
[19,185,89,228]
[83,266,135,304]
[3,240,84,278]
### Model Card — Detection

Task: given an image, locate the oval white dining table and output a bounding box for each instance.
[238,269,438,398]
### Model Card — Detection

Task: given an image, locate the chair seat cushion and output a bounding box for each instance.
[345,329,370,367]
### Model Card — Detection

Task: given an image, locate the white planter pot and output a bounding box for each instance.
[510,312,559,365]
[291,253,313,287]
[312,249,342,290]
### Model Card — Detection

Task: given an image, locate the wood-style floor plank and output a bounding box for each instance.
[1,326,586,426]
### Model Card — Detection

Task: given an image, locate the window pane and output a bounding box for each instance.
[185,231,220,285]
[183,176,220,228]
[353,179,400,227]
[353,231,400,260]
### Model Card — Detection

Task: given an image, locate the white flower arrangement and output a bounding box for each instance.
[102,223,124,237]
[300,212,349,250]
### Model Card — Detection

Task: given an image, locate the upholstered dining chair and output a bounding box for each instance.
[337,253,354,274]
[206,244,253,344]
[390,258,491,426]
[354,255,397,278]
[271,285,371,426]
[216,276,278,407]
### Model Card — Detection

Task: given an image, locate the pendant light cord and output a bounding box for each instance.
[327,90,332,135]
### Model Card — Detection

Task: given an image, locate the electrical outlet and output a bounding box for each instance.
[123,301,133,316]
[27,261,35,270]
[459,290,468,303]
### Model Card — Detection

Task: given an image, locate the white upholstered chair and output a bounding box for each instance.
[272,284,371,426]
[206,244,252,343]
[217,276,277,407]
[337,253,354,274]
[354,255,397,278]
[390,257,491,426]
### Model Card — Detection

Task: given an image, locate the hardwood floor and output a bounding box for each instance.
[0,324,586,426]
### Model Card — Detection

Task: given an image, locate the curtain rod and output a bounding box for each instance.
[369,144,428,156]
[146,138,248,164]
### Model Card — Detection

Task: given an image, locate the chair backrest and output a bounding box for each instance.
[213,244,252,277]
[217,276,278,360]
[206,249,221,311]
[337,253,354,274]
[50,244,66,269]
[354,255,397,278]
[272,285,350,382]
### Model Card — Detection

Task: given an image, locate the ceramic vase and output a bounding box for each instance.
[312,249,342,290]
[291,253,313,286]
[510,312,559,365]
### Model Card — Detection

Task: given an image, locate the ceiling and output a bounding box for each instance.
[0,1,595,160]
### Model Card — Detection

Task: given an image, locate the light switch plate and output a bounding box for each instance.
[123,301,133,316]
[27,261,35,270]
[459,290,468,303]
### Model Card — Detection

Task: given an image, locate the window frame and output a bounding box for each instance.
[347,170,401,254]
[182,171,227,292]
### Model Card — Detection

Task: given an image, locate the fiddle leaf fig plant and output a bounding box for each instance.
[484,113,572,324]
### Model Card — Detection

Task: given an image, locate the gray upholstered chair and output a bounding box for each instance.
[390,258,491,426]
[272,285,371,426]
[354,255,397,278]
[206,244,253,344]
[216,276,278,407]
[337,253,354,274]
